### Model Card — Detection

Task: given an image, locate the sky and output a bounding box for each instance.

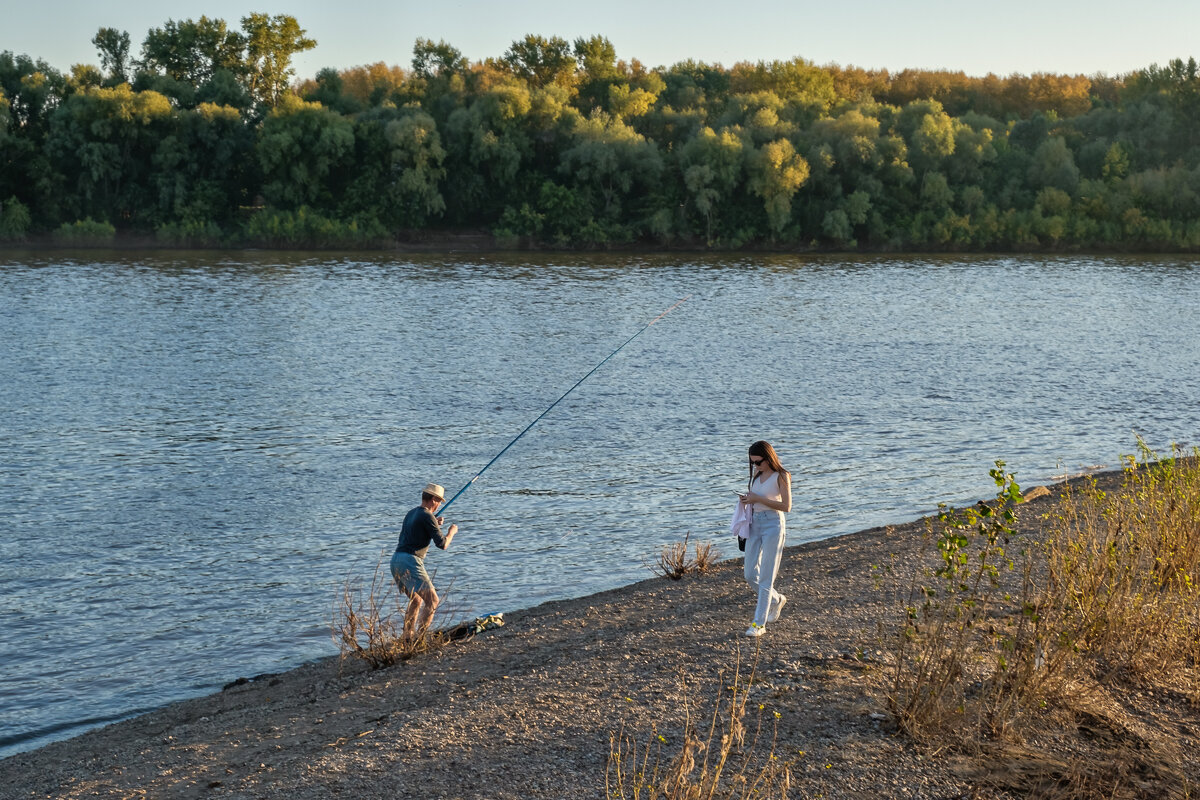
[5,1,1199,81]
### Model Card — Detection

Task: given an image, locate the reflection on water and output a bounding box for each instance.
[0,251,1197,756]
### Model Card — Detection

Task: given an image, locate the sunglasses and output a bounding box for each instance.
[749,457,763,466]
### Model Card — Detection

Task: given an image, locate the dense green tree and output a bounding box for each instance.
[659,60,730,113]
[92,28,132,85]
[441,82,535,223]
[0,52,65,137]
[301,63,407,113]
[195,67,253,110]
[574,36,619,82]
[241,13,316,107]
[897,100,958,177]
[801,105,911,242]
[45,85,174,225]
[153,101,254,227]
[729,58,837,118]
[748,138,810,236]
[572,35,620,113]
[560,111,663,229]
[327,106,446,230]
[257,95,354,210]
[409,39,466,117]
[679,126,745,240]
[13,24,1200,251]
[383,110,447,226]
[67,65,105,94]
[503,35,577,91]
[717,92,791,145]
[1028,136,1080,195]
[1124,58,1200,160]
[139,17,245,87]
[412,38,467,80]
[303,67,363,115]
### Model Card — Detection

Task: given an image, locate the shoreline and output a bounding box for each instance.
[3,468,1196,799]
[2,234,1194,256]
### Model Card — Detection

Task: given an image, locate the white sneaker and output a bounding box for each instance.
[744,623,765,637]
[767,594,787,623]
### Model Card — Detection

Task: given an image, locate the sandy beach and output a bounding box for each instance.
[3,468,1196,799]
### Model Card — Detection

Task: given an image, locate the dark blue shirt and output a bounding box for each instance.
[395,506,447,558]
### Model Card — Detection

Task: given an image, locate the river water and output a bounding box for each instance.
[1,252,1197,756]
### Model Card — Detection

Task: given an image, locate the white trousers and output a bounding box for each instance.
[744,509,785,626]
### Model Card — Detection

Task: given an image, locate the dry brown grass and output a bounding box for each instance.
[331,550,450,669]
[1040,445,1200,696]
[650,532,721,580]
[885,444,1200,797]
[606,647,790,800]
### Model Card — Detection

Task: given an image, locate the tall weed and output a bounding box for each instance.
[1042,442,1200,691]
[607,650,790,799]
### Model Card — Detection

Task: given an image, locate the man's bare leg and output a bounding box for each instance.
[415,587,439,636]
[403,593,423,640]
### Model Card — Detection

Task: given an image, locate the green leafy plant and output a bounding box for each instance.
[244,206,388,248]
[0,196,32,240]
[52,218,117,244]
[888,460,1030,739]
[155,218,225,246]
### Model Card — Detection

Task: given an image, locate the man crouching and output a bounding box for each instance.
[390,482,458,639]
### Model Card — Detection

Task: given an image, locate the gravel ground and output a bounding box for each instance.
[3,469,1196,799]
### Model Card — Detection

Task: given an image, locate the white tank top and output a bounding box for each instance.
[751,471,782,513]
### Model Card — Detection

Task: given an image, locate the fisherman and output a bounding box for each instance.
[391,482,458,639]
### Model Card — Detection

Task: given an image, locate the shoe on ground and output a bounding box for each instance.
[744,623,765,637]
[767,594,787,623]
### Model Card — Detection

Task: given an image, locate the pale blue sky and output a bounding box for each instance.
[5,1,1197,80]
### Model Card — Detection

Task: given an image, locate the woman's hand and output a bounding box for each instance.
[741,474,792,512]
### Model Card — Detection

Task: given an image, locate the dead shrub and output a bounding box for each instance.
[651,532,720,580]
[331,550,450,668]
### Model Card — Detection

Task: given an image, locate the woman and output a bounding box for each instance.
[738,440,792,637]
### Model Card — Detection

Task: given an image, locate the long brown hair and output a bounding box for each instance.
[748,440,788,488]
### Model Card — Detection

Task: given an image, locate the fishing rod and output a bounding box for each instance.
[437,294,692,515]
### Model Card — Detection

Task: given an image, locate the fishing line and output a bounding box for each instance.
[437,294,692,514]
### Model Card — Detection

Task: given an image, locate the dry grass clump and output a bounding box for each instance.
[651,532,720,580]
[1043,445,1200,693]
[606,650,790,799]
[331,551,448,668]
[886,442,1200,793]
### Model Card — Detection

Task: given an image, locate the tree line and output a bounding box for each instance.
[3,19,1200,250]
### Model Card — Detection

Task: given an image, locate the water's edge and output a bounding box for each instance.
[4,467,1111,760]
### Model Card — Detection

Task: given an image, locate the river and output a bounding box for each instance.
[0,251,1196,756]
